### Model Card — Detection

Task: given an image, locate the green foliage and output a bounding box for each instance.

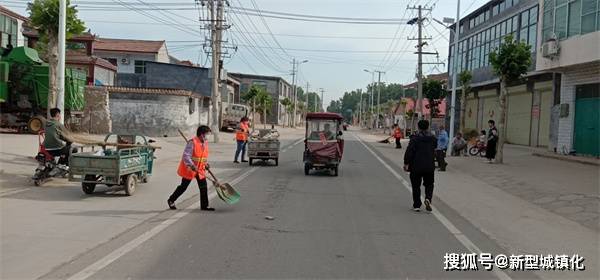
[28,0,86,41]
[423,79,447,118]
[459,70,472,90]
[462,128,480,141]
[489,35,532,81]
[280,97,292,113]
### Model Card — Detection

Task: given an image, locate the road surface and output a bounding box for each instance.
[43,134,537,279]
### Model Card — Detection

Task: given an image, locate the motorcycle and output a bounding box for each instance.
[32,131,71,186]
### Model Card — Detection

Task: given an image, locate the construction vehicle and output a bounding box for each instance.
[0,47,86,133]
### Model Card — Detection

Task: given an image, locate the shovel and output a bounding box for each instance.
[206,169,240,205]
[177,129,240,205]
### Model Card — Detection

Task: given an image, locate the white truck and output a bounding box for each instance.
[220,102,250,131]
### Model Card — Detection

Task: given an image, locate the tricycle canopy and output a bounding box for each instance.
[306,112,343,120]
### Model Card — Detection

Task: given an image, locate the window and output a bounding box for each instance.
[568,0,582,36]
[0,15,17,49]
[581,0,598,34]
[500,1,507,12]
[555,4,568,39]
[134,61,146,74]
[493,5,499,16]
[512,16,520,32]
[544,0,600,41]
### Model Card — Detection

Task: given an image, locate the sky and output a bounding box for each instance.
[6,0,489,107]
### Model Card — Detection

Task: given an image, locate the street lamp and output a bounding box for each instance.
[433,2,461,155]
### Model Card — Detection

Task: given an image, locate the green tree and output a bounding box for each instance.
[255,89,273,129]
[459,70,473,132]
[489,34,532,163]
[28,0,85,117]
[422,79,447,121]
[280,97,293,127]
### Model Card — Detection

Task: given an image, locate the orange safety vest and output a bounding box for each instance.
[236,122,249,141]
[177,137,209,180]
[393,128,403,139]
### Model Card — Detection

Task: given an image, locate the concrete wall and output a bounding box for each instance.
[95,52,156,73]
[156,45,169,63]
[115,62,211,97]
[77,86,111,134]
[109,92,207,137]
[556,64,600,154]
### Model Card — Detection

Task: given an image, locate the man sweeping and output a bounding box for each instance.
[167,125,214,211]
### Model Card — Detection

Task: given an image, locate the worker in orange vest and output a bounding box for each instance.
[167,125,214,211]
[393,124,403,149]
[234,116,250,163]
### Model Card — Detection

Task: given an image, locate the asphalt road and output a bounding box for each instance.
[45,134,538,279]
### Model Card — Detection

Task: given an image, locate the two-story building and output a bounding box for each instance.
[448,0,555,148]
[0,5,28,51]
[93,38,170,74]
[535,0,600,157]
[229,73,293,125]
[23,30,117,86]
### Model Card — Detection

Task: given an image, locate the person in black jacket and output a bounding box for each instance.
[403,119,437,212]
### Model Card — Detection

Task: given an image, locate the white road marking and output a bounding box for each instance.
[354,133,512,280]
[0,187,34,197]
[66,138,305,280]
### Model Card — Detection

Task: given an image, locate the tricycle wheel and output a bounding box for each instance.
[124,174,137,196]
[333,165,339,177]
[248,158,253,166]
[304,163,310,175]
[274,158,279,166]
[82,175,97,194]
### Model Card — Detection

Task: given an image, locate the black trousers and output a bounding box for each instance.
[395,138,402,148]
[168,177,209,208]
[409,171,434,208]
[435,149,447,170]
[47,144,71,166]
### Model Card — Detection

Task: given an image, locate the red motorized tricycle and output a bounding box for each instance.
[303,112,345,176]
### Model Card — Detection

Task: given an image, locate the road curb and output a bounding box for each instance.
[532,152,600,166]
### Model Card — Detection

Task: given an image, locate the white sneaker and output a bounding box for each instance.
[412,207,421,212]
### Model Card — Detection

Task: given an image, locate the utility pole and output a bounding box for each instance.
[290,58,296,127]
[56,0,66,123]
[291,59,308,127]
[208,0,225,142]
[448,0,461,155]
[358,90,362,127]
[314,89,317,112]
[319,88,325,112]
[374,70,385,129]
[407,5,444,122]
[305,82,310,113]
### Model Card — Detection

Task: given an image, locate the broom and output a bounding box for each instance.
[378,136,394,144]
[177,129,240,205]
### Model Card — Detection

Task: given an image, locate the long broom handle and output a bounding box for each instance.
[177,129,219,184]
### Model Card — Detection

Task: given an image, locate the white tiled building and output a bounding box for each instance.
[536,0,600,156]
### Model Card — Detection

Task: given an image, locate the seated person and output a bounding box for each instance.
[451,132,468,156]
[43,108,75,166]
[478,130,487,145]
[322,123,335,140]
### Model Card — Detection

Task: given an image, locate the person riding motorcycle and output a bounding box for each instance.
[43,108,75,166]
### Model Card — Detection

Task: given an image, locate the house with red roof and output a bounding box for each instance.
[93,38,170,74]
